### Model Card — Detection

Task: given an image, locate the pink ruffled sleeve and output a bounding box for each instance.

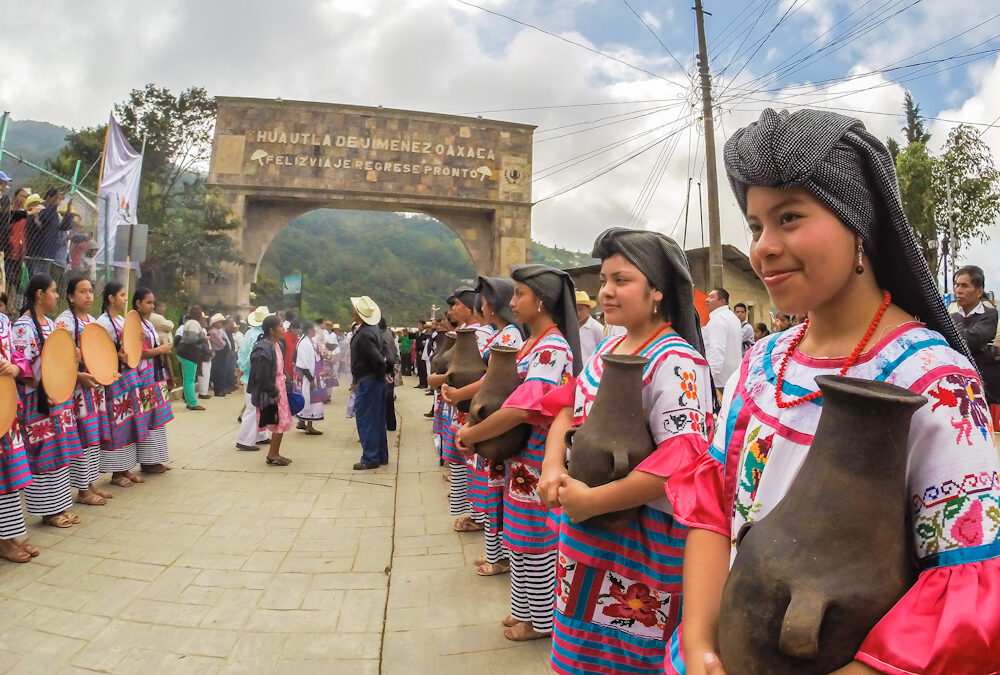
[539,379,575,419]
[637,434,707,479]
[503,379,560,426]
[8,350,30,378]
[856,557,1000,674]
[664,448,730,537]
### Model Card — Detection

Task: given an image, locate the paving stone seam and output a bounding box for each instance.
[378,404,404,673]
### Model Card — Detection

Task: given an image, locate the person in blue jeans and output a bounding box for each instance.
[350,296,389,470]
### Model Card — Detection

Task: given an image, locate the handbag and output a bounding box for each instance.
[175,339,201,363]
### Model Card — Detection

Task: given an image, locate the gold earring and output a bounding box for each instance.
[855,243,864,275]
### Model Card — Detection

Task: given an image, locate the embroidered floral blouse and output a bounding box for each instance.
[11,315,56,393]
[667,322,1000,674]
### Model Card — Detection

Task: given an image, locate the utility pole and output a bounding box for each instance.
[694,0,724,290]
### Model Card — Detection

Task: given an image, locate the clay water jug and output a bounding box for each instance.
[468,346,530,462]
[717,375,925,675]
[446,329,488,414]
[430,333,456,376]
[565,354,653,529]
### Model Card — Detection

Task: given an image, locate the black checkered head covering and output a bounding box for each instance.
[591,227,707,358]
[724,108,972,363]
[510,264,582,376]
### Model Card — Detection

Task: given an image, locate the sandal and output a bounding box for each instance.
[304,429,323,436]
[76,492,106,506]
[140,464,169,474]
[266,456,292,466]
[110,474,133,488]
[504,622,550,642]
[476,561,510,576]
[501,615,523,628]
[43,513,73,528]
[473,553,488,566]
[0,541,30,563]
[453,515,484,532]
[92,487,113,499]
[125,472,145,484]
[63,511,81,524]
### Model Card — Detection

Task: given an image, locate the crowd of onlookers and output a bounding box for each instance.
[0,176,99,308]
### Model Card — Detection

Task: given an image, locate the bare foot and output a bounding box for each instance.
[504,622,550,641]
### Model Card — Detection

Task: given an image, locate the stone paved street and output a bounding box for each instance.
[0,379,552,674]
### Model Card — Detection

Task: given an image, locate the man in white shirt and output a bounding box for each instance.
[733,302,755,355]
[703,288,743,393]
[576,290,605,364]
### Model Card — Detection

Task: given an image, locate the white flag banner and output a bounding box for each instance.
[96,115,142,263]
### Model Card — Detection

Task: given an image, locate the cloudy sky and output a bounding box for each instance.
[5,0,1000,287]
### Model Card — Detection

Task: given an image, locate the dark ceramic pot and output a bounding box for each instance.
[446,329,488,414]
[468,346,530,462]
[430,333,456,376]
[718,375,925,675]
[565,353,653,530]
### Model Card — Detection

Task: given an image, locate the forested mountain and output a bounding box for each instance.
[0,118,72,184]
[253,209,594,326]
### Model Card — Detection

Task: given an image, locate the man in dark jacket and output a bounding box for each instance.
[30,188,73,277]
[413,320,429,388]
[952,266,1000,404]
[351,296,389,470]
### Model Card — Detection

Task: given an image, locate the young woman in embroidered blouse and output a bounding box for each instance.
[537,229,715,675]
[456,264,580,642]
[132,288,174,474]
[96,281,147,488]
[0,309,38,561]
[55,276,112,506]
[669,109,1000,675]
[12,274,85,528]
[443,275,524,577]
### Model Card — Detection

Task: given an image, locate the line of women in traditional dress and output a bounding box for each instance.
[423,106,1000,674]
[0,274,173,563]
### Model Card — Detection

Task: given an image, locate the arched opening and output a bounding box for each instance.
[251,208,477,325]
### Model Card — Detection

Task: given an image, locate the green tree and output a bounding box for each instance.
[896,124,1000,282]
[45,125,105,194]
[886,91,931,161]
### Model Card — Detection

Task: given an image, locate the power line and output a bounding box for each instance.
[722,0,812,87]
[536,101,692,142]
[453,0,688,86]
[534,120,699,203]
[621,0,688,73]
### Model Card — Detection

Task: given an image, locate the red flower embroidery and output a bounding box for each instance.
[488,461,505,481]
[951,499,984,547]
[538,350,553,365]
[602,581,661,627]
[509,463,538,495]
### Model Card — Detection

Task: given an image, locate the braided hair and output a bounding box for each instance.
[20,274,55,414]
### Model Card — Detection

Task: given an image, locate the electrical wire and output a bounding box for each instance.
[453,0,688,87]
[621,0,688,73]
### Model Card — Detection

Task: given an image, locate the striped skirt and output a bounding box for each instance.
[70,445,102,489]
[431,396,447,437]
[18,390,84,474]
[551,507,687,675]
[135,367,174,430]
[0,430,33,494]
[136,426,169,465]
[440,414,465,465]
[467,453,506,529]
[0,490,26,539]
[502,426,557,554]
[24,466,72,517]
[101,442,137,473]
[102,369,146,449]
[72,385,105,448]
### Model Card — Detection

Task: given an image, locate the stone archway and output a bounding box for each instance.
[203,98,534,308]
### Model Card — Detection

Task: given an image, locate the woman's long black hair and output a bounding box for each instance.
[65,275,91,341]
[21,273,54,414]
[131,287,153,312]
[101,280,125,316]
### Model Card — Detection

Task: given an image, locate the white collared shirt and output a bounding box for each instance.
[956,301,986,318]
[703,305,743,387]
[578,315,605,364]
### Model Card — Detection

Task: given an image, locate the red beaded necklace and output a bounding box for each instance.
[517,323,557,361]
[775,291,892,409]
[611,322,673,356]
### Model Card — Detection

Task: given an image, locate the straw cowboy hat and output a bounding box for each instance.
[575,290,597,308]
[209,313,226,326]
[247,306,271,327]
[350,296,381,326]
